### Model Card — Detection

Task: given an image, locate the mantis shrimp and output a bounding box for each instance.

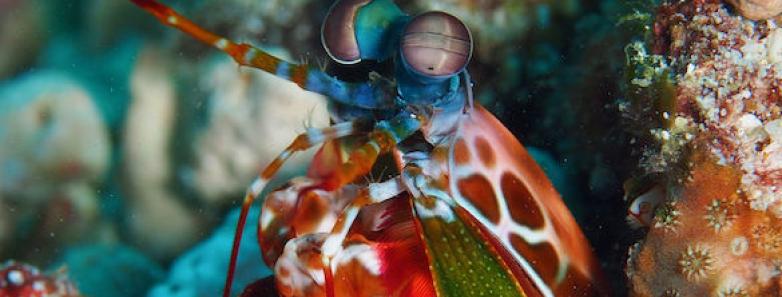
[131,0,608,296]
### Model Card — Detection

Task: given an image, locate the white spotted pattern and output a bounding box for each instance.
[7,270,24,286]
[440,107,600,297]
[214,38,229,50]
[448,136,560,297]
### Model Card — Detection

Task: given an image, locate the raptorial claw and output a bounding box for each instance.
[275,233,329,297]
[274,195,436,297]
[259,178,359,266]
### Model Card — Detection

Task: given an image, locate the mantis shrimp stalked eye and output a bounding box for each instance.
[401,11,473,79]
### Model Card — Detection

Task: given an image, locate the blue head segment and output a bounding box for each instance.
[321,0,406,64]
[318,1,473,111]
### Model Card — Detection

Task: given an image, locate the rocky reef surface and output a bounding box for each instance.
[623,0,782,295]
[148,207,270,297]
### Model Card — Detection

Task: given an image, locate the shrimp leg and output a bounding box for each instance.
[223,120,371,297]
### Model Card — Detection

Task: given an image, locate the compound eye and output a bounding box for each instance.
[321,0,371,64]
[401,11,472,78]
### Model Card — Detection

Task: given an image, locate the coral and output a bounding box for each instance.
[0,261,82,297]
[654,201,681,230]
[653,201,680,232]
[719,286,750,297]
[0,72,109,202]
[704,199,735,233]
[624,0,782,296]
[677,245,714,282]
[660,289,681,297]
[0,72,110,262]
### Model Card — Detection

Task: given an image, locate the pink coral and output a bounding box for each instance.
[0,261,81,297]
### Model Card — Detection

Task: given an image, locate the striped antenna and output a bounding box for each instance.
[130,0,396,110]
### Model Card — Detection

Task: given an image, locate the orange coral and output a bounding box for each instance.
[625,0,782,295]
[627,149,782,296]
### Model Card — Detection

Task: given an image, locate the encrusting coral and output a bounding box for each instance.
[624,0,782,296]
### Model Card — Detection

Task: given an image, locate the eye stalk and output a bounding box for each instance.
[322,0,405,65]
[321,0,371,64]
[401,11,473,79]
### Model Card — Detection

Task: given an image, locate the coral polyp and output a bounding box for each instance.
[703,199,735,233]
[653,201,680,232]
[751,223,782,252]
[718,287,750,297]
[677,245,714,282]
[660,289,681,297]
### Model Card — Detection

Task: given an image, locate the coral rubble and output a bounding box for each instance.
[624,0,782,295]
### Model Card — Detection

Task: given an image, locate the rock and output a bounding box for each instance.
[84,0,149,48]
[187,56,329,206]
[0,0,46,79]
[727,0,782,20]
[0,71,110,261]
[173,0,328,58]
[124,46,202,261]
[0,72,110,199]
[0,200,10,256]
[147,206,271,297]
[57,244,164,297]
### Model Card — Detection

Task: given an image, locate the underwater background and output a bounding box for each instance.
[7,0,782,296]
